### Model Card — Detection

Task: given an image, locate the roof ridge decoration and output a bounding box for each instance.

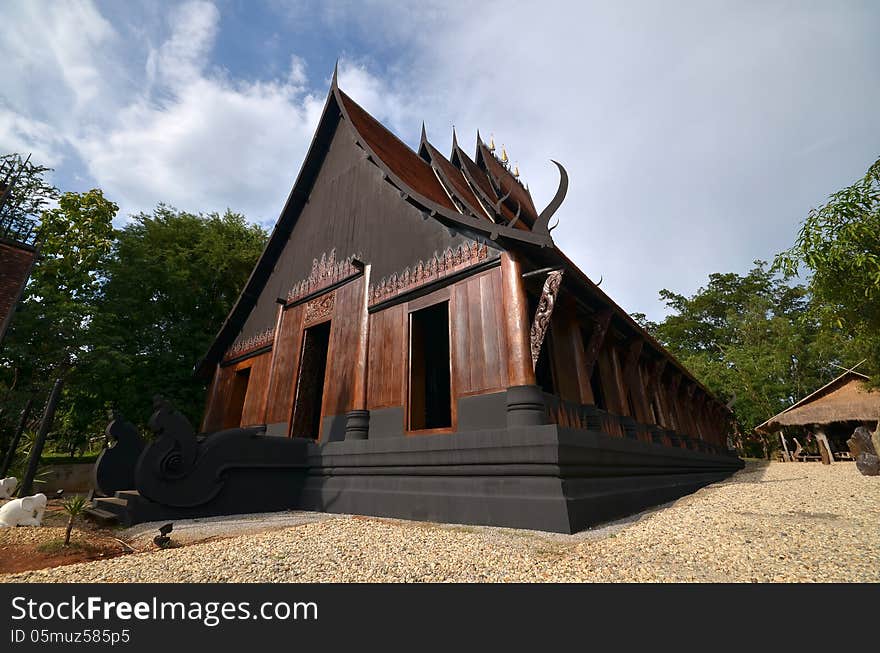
[368,241,491,306]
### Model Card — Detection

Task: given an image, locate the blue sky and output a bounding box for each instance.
[2,0,879,320]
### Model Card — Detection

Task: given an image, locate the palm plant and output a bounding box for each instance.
[61,494,89,546]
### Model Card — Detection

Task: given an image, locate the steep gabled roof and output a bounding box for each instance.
[418,132,492,221]
[339,90,457,213]
[757,370,879,432]
[333,81,552,248]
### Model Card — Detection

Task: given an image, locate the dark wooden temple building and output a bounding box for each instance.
[94,71,742,533]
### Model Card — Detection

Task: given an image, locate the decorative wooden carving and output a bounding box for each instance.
[226,326,275,360]
[530,269,564,368]
[582,308,613,377]
[368,241,490,305]
[287,249,360,304]
[304,292,335,326]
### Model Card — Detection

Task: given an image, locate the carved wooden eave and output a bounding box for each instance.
[368,241,491,306]
[223,326,275,363]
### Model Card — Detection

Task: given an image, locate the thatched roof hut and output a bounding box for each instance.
[757,370,880,433]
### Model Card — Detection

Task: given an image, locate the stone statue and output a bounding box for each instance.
[848,426,879,476]
[0,493,47,527]
[0,476,18,499]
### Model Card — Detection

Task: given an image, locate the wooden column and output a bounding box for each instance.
[501,251,544,427]
[583,309,612,378]
[648,358,668,426]
[665,371,682,432]
[568,313,593,404]
[682,382,698,437]
[501,252,536,387]
[814,427,833,465]
[779,431,791,462]
[345,264,372,440]
[622,338,652,425]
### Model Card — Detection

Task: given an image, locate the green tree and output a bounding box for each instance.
[0,153,59,235]
[1,189,117,455]
[0,154,58,427]
[640,263,856,455]
[776,156,880,380]
[80,206,266,429]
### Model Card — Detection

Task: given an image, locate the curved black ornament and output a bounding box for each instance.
[135,398,311,508]
[532,160,568,235]
[93,413,145,496]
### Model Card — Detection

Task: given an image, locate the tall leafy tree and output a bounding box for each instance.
[776,156,880,380]
[636,262,857,455]
[1,189,117,455]
[0,153,58,235]
[80,206,267,430]
[0,154,58,412]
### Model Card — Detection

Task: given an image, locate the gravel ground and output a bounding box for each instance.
[3,461,878,582]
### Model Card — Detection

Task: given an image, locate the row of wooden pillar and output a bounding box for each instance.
[500,251,728,446]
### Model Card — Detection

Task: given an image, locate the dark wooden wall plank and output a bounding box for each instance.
[322,277,365,419]
[239,352,272,426]
[265,304,305,425]
[367,298,407,410]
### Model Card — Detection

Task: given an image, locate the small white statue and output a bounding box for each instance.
[0,477,18,499]
[0,493,47,527]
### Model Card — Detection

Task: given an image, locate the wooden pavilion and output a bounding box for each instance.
[757,370,880,463]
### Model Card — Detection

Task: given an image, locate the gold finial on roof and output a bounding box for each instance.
[489,134,496,152]
[513,163,520,178]
[501,146,508,163]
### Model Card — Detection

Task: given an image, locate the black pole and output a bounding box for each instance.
[19,379,62,496]
[0,397,33,478]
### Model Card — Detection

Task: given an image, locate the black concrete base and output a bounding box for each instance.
[110,422,743,533]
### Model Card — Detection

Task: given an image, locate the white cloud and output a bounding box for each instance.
[0,0,406,226]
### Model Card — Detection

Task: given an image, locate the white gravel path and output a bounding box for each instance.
[3,461,878,583]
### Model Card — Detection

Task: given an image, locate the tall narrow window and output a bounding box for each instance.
[291,320,332,439]
[408,302,451,430]
[224,367,250,428]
